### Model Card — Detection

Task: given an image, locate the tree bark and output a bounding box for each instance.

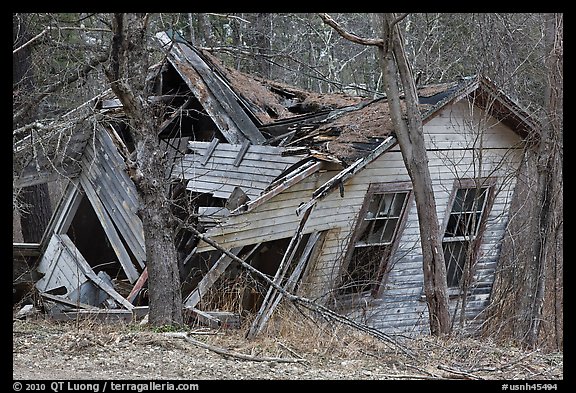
[318,12,451,335]
[483,13,562,350]
[525,12,563,349]
[13,13,52,245]
[378,13,451,335]
[106,13,183,327]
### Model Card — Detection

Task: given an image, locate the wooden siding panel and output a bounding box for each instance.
[81,129,146,268]
[181,141,306,200]
[192,101,523,334]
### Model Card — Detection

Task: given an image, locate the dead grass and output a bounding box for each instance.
[13,305,563,380]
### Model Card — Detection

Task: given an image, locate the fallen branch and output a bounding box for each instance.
[164,332,306,363]
[189,226,415,358]
[375,373,441,380]
[276,341,306,361]
[437,364,484,380]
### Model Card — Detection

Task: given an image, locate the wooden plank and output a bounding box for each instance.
[191,244,259,303]
[175,42,266,144]
[40,292,96,310]
[79,174,140,283]
[190,141,290,155]
[296,136,397,215]
[246,206,314,338]
[35,234,89,295]
[44,179,83,240]
[83,158,145,262]
[185,148,301,166]
[183,156,298,173]
[233,140,251,167]
[201,138,220,165]
[255,231,322,331]
[82,164,146,265]
[183,246,243,308]
[182,166,277,187]
[233,161,323,214]
[91,129,140,209]
[88,130,146,258]
[48,309,137,323]
[156,32,264,144]
[12,243,42,257]
[126,268,148,304]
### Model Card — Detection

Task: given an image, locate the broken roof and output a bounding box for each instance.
[157,33,538,164]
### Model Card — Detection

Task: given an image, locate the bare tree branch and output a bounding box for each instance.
[318,13,383,47]
[188,225,415,358]
[13,51,109,126]
[164,332,307,363]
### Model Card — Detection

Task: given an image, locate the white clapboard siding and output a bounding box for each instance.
[194,102,524,335]
[303,105,524,333]
[422,101,524,150]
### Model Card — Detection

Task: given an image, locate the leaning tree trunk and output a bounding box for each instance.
[483,13,562,350]
[106,13,183,326]
[318,12,451,336]
[13,14,52,245]
[379,13,451,335]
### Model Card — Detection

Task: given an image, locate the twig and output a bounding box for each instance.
[276,341,306,361]
[469,348,540,373]
[318,13,383,47]
[164,332,306,363]
[13,28,49,54]
[405,362,443,379]
[437,364,484,380]
[375,373,440,380]
[189,226,415,358]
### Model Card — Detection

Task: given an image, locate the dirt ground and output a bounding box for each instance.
[12,315,563,382]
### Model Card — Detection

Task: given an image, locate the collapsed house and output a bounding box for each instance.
[13,32,538,334]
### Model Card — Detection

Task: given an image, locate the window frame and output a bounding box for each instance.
[440,177,496,290]
[340,181,413,298]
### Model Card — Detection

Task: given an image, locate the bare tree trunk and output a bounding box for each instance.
[378,13,450,335]
[319,12,451,335]
[106,13,183,327]
[484,13,562,350]
[13,13,52,244]
[198,13,216,47]
[248,13,272,78]
[525,12,563,348]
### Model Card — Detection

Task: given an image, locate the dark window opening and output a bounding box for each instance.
[66,195,133,282]
[442,186,490,288]
[192,234,316,316]
[341,188,410,296]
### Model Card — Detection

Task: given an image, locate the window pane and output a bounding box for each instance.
[342,245,388,294]
[365,194,382,219]
[365,217,398,244]
[388,192,407,217]
[342,190,410,295]
[443,241,469,287]
[452,189,466,212]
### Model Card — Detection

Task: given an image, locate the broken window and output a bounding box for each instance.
[442,182,492,288]
[341,183,411,295]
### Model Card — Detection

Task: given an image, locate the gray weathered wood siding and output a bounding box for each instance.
[180,141,306,200]
[195,100,524,335]
[80,127,146,271]
[36,233,90,296]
